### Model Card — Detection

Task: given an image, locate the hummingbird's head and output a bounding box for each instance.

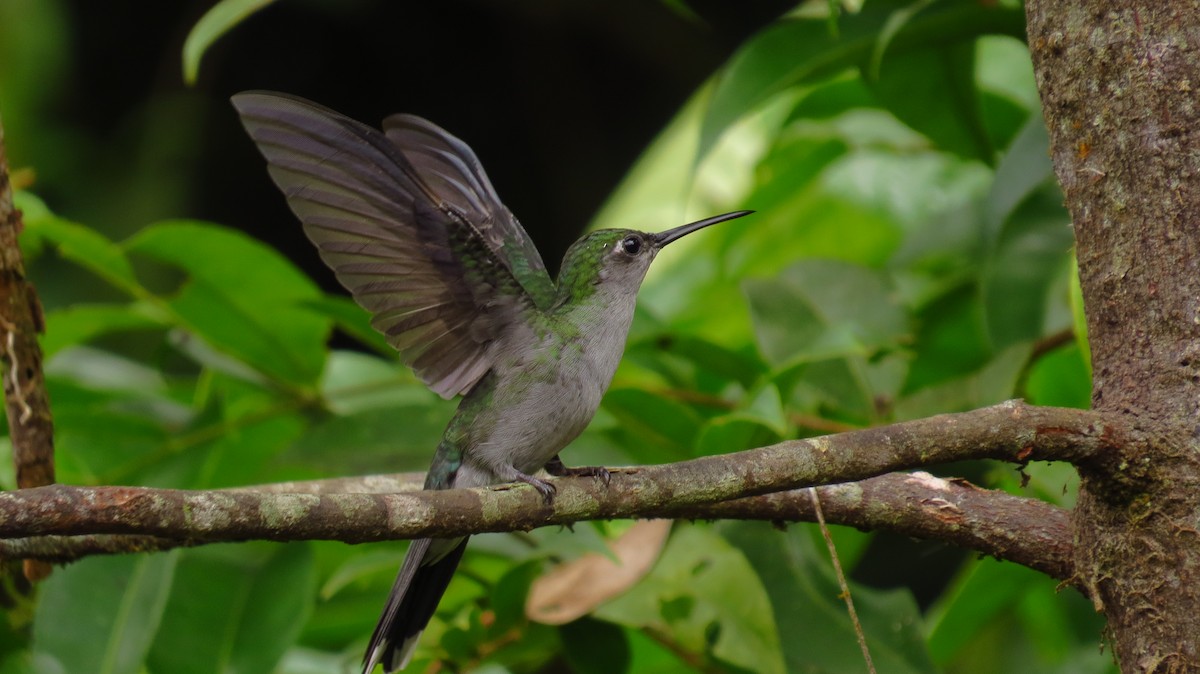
[555,210,753,304]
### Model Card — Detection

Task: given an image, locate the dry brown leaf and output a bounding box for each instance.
[525,519,672,624]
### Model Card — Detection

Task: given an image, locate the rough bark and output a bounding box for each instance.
[0,402,1100,586]
[0,119,55,582]
[1026,2,1200,670]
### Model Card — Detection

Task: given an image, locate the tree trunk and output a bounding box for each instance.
[1026,2,1200,670]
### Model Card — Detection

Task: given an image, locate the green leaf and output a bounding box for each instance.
[46,368,182,485]
[1025,342,1091,409]
[287,404,449,476]
[560,618,631,674]
[983,116,1053,238]
[321,549,406,600]
[745,259,907,366]
[147,543,316,674]
[980,183,1073,349]
[601,389,702,462]
[300,295,394,358]
[125,221,329,386]
[700,1,1026,160]
[320,350,430,415]
[903,283,990,392]
[654,334,767,390]
[182,0,278,84]
[490,560,541,633]
[720,522,936,674]
[34,552,179,674]
[865,40,993,162]
[925,558,1109,673]
[23,198,142,296]
[596,524,786,674]
[41,303,166,359]
[694,416,782,457]
[895,342,1030,420]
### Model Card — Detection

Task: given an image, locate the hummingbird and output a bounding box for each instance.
[232,91,751,673]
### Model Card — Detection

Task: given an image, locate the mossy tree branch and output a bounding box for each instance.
[0,401,1109,587]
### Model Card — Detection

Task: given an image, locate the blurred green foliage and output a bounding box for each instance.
[0,1,1110,673]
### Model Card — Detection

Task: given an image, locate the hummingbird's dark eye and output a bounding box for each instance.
[621,236,642,255]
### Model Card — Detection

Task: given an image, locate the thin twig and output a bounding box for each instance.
[809,487,875,674]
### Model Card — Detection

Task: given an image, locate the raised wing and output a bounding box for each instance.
[232,91,553,398]
[382,115,555,308]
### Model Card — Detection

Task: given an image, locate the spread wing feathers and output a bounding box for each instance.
[382,115,556,309]
[232,91,553,399]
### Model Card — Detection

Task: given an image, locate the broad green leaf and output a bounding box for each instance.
[787,76,878,120]
[490,560,541,632]
[624,627,704,674]
[559,618,631,674]
[747,135,848,213]
[927,558,1110,673]
[601,389,702,462]
[41,302,166,358]
[300,295,393,358]
[653,334,767,390]
[125,221,329,386]
[980,183,1073,349]
[700,1,1026,160]
[21,195,141,296]
[596,524,786,674]
[319,350,430,416]
[286,404,449,476]
[983,116,1054,238]
[1025,342,1091,409]
[147,543,316,674]
[976,36,1039,150]
[926,558,1036,662]
[720,521,935,674]
[694,416,781,457]
[34,552,179,674]
[45,367,182,485]
[745,259,907,366]
[321,549,408,600]
[191,406,307,489]
[903,283,990,392]
[866,40,993,162]
[183,0,279,84]
[975,35,1040,113]
[895,342,1030,420]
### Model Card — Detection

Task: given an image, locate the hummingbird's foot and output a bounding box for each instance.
[513,472,557,504]
[544,455,611,486]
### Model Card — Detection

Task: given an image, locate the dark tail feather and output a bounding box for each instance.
[362,537,469,673]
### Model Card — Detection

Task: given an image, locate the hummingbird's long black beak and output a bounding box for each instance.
[651,210,754,248]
